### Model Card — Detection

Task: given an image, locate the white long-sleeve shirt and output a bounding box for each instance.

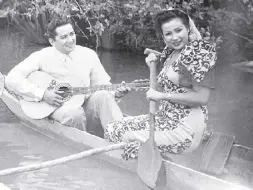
[5,45,111,102]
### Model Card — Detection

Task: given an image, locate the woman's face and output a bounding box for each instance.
[161,18,189,50]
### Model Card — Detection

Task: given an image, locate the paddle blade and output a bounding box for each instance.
[0,72,4,98]
[137,139,167,189]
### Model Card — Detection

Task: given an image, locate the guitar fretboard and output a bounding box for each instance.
[71,82,148,95]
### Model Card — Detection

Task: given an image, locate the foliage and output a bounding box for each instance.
[206,0,253,61]
[7,0,72,45]
[0,0,15,10]
[86,0,223,52]
[7,0,110,48]
[7,0,253,61]
[6,0,222,51]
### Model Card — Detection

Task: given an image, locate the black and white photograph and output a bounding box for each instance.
[0,0,253,189]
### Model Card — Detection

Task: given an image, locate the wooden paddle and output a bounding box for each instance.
[137,53,167,189]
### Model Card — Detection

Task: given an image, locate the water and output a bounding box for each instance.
[1,26,253,189]
[0,123,149,190]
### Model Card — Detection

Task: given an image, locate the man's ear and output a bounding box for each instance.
[48,38,54,46]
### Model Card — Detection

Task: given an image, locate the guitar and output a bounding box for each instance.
[20,71,149,119]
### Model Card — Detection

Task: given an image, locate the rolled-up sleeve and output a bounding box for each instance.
[5,51,46,101]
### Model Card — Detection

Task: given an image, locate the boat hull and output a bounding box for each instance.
[1,87,253,190]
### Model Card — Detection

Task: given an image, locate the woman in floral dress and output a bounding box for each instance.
[105,9,217,160]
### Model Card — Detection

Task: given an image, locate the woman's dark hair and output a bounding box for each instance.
[154,9,190,36]
[45,16,73,40]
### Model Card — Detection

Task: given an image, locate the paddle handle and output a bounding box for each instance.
[144,48,162,56]
[0,142,126,176]
[149,60,157,140]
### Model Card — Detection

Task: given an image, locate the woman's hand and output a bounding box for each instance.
[146,88,165,101]
[42,89,64,107]
[145,53,158,68]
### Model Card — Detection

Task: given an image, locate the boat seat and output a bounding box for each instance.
[161,132,235,176]
[200,132,235,175]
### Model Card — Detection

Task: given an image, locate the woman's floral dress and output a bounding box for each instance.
[105,40,217,160]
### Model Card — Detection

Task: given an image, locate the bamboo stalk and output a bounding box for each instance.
[0,142,126,176]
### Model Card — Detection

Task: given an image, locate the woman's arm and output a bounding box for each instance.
[165,84,211,107]
[147,83,211,107]
[145,50,212,107]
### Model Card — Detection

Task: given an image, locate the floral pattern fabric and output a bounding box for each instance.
[105,40,217,160]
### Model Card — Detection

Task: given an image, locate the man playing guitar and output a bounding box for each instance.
[5,16,130,132]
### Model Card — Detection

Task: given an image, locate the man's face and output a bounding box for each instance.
[50,23,76,54]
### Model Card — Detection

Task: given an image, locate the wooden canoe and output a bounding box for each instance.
[1,86,253,190]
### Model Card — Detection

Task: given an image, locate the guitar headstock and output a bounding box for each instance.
[48,80,57,90]
[130,79,150,91]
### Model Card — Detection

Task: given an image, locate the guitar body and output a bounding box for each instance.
[20,99,56,120]
[19,71,149,119]
[20,71,85,119]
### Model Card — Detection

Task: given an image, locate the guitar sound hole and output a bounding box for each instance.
[58,86,70,99]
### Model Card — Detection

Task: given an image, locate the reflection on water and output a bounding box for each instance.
[1,26,253,188]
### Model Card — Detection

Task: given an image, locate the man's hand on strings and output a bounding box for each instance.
[43,89,64,107]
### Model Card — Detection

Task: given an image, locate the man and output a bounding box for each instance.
[5,17,129,133]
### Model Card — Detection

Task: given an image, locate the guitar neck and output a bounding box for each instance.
[71,83,142,95]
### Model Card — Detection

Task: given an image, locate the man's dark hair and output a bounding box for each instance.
[45,16,73,40]
[154,9,190,36]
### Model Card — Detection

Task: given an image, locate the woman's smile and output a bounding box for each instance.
[172,40,182,47]
[161,18,189,50]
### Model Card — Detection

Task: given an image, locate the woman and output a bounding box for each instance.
[105,9,217,160]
